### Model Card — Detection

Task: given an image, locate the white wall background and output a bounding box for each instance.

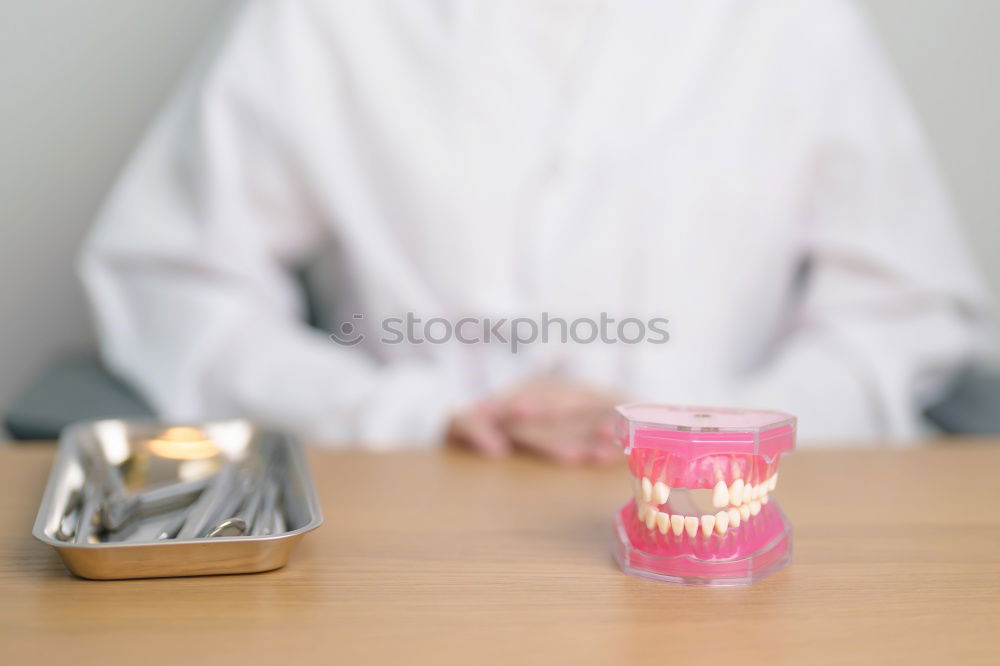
[0,0,998,415]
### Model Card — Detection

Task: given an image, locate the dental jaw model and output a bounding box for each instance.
[613,404,795,586]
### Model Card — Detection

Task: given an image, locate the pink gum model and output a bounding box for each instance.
[613,404,795,586]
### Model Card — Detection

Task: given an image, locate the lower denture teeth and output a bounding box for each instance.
[749,500,761,516]
[714,510,729,535]
[700,514,716,537]
[656,512,670,534]
[761,494,769,504]
[728,507,741,528]
[739,505,751,521]
[670,514,685,536]
[645,506,658,530]
[684,516,699,538]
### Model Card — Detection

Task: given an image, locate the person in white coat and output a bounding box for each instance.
[80,0,990,461]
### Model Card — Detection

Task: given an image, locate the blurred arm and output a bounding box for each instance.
[79,1,463,446]
[733,3,991,443]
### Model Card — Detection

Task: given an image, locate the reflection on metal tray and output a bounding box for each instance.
[32,420,323,579]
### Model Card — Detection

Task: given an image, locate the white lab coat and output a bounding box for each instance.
[80,0,989,447]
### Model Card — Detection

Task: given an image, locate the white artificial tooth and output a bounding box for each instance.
[729,479,744,506]
[653,481,670,505]
[645,506,658,530]
[769,473,778,491]
[761,494,769,504]
[656,512,671,535]
[728,507,741,528]
[671,514,685,536]
[749,500,761,516]
[701,514,716,538]
[741,483,754,505]
[684,516,699,538]
[712,480,730,508]
[751,483,762,500]
[637,503,647,521]
[715,510,729,535]
[740,505,751,521]
[641,477,652,502]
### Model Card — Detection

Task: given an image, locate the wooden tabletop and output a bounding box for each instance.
[1,440,998,665]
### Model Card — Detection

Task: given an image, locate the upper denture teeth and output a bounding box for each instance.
[670,514,685,536]
[684,516,699,538]
[715,510,729,535]
[656,512,670,534]
[751,483,762,500]
[700,514,716,537]
[652,481,670,505]
[769,473,778,491]
[760,494,769,504]
[729,479,744,506]
[641,477,653,502]
[712,480,730,508]
[741,483,754,505]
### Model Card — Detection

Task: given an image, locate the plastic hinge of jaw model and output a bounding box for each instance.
[612,404,795,587]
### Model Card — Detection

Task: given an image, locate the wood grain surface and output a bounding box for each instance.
[1,440,998,665]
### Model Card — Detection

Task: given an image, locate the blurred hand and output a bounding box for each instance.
[446,377,624,464]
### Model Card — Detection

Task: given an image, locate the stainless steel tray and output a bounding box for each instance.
[32,419,323,579]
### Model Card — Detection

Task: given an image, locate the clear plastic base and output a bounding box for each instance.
[612,503,792,587]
